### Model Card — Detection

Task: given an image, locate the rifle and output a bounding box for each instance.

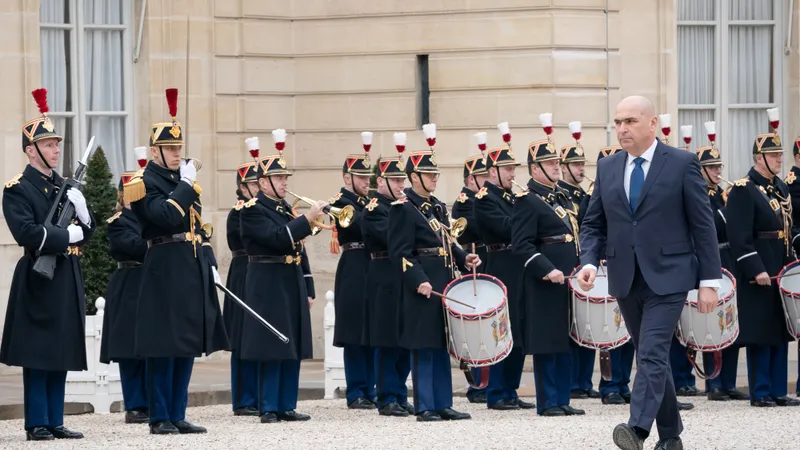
[33,136,97,280]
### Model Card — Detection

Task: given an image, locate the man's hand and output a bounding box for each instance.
[179,159,197,184]
[696,287,718,314]
[544,269,565,284]
[66,189,91,225]
[67,224,84,244]
[417,282,432,298]
[465,253,481,270]
[576,266,597,290]
[304,200,328,222]
[308,297,314,309]
[754,272,771,286]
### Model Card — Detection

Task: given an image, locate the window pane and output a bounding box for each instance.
[84,0,125,25]
[729,26,773,103]
[678,26,715,105]
[730,0,773,20]
[678,109,714,151]
[40,28,73,112]
[729,110,773,179]
[87,116,127,181]
[678,0,714,21]
[84,30,125,111]
[40,0,70,24]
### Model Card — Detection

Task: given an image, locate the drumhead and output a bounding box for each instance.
[778,260,800,294]
[569,265,614,303]
[444,274,507,316]
[687,268,735,306]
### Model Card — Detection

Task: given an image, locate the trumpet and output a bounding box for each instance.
[287,190,355,228]
[440,217,467,239]
[289,199,331,236]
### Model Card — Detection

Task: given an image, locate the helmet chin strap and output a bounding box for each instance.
[566,163,580,186]
[33,141,53,172]
[417,173,432,195]
[538,162,556,186]
[493,167,507,191]
[763,155,778,178]
[267,176,280,198]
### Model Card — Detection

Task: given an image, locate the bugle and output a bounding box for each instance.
[290,198,332,235]
[184,158,202,171]
[511,180,528,193]
[440,217,467,239]
[287,190,355,228]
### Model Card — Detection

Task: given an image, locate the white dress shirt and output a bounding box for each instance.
[583,138,720,290]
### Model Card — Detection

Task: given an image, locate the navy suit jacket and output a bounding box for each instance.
[579,140,721,299]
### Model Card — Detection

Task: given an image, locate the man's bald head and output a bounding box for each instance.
[614,95,659,156]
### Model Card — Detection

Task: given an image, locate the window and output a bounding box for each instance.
[40,0,133,179]
[677,0,783,179]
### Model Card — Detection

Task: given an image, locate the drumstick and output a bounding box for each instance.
[430,291,476,310]
[565,274,608,280]
[748,271,800,284]
[471,243,477,296]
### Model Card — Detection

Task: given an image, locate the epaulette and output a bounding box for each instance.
[106,211,122,224]
[123,169,146,203]
[456,192,468,204]
[475,187,488,199]
[244,198,258,208]
[328,192,343,204]
[233,199,245,211]
[391,198,407,206]
[785,171,796,185]
[733,178,749,187]
[515,191,529,198]
[4,173,22,189]
[365,197,379,212]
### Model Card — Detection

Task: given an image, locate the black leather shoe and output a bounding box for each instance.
[379,402,410,417]
[488,398,519,410]
[654,437,683,450]
[585,388,601,399]
[276,410,311,421]
[675,386,699,397]
[511,398,535,409]
[437,408,471,420]
[774,396,800,406]
[172,420,206,434]
[399,402,415,415]
[570,389,588,399]
[348,397,376,409]
[260,412,278,423]
[26,427,54,441]
[603,392,626,405]
[677,401,693,411]
[751,397,777,407]
[725,388,749,401]
[149,421,180,435]
[234,406,259,416]
[48,426,84,439]
[561,405,585,415]
[125,409,149,423]
[416,410,442,422]
[612,423,644,450]
[540,407,566,417]
[620,391,632,404]
[707,388,730,401]
[467,392,486,404]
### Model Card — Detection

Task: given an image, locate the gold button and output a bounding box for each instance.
[565,234,574,243]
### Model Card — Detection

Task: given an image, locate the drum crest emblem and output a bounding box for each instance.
[724,304,735,330]
[492,313,509,345]
[717,310,724,331]
[613,306,623,330]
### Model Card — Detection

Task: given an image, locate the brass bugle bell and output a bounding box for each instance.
[184,158,202,171]
[441,217,467,239]
[286,190,355,228]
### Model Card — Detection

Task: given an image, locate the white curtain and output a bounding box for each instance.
[39,0,71,171]
[84,0,126,180]
[728,0,774,179]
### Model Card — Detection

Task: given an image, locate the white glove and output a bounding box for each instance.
[66,189,91,226]
[67,224,84,244]
[180,159,197,184]
[212,266,222,286]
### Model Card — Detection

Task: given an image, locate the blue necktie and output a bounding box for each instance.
[629,157,645,213]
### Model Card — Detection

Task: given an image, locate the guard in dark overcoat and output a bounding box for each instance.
[474,144,533,410]
[126,88,229,435]
[330,142,376,409]
[451,153,489,404]
[725,127,800,407]
[238,131,326,423]
[387,130,481,422]
[99,149,150,424]
[362,151,414,417]
[0,88,94,441]
[511,131,584,417]
[693,124,748,402]
[224,138,261,416]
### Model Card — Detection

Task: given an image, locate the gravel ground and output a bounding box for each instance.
[0,397,797,449]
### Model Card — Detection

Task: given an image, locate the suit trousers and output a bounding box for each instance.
[23,368,67,430]
[599,342,635,397]
[230,350,258,410]
[147,357,193,424]
[616,264,685,440]
[375,347,410,408]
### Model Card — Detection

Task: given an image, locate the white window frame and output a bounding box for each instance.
[40,0,134,175]
[677,0,785,179]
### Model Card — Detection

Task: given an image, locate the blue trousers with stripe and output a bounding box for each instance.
[669,336,696,389]
[486,346,525,405]
[746,343,788,401]
[147,357,193,424]
[411,348,452,414]
[258,359,301,414]
[118,359,148,412]
[230,350,258,410]
[23,368,66,430]
[570,345,596,392]
[375,347,410,408]
[703,345,740,392]
[532,352,572,415]
[343,345,377,404]
[599,342,635,397]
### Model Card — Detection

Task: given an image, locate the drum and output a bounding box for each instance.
[778,260,800,339]
[442,274,512,368]
[568,264,630,351]
[676,268,738,352]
